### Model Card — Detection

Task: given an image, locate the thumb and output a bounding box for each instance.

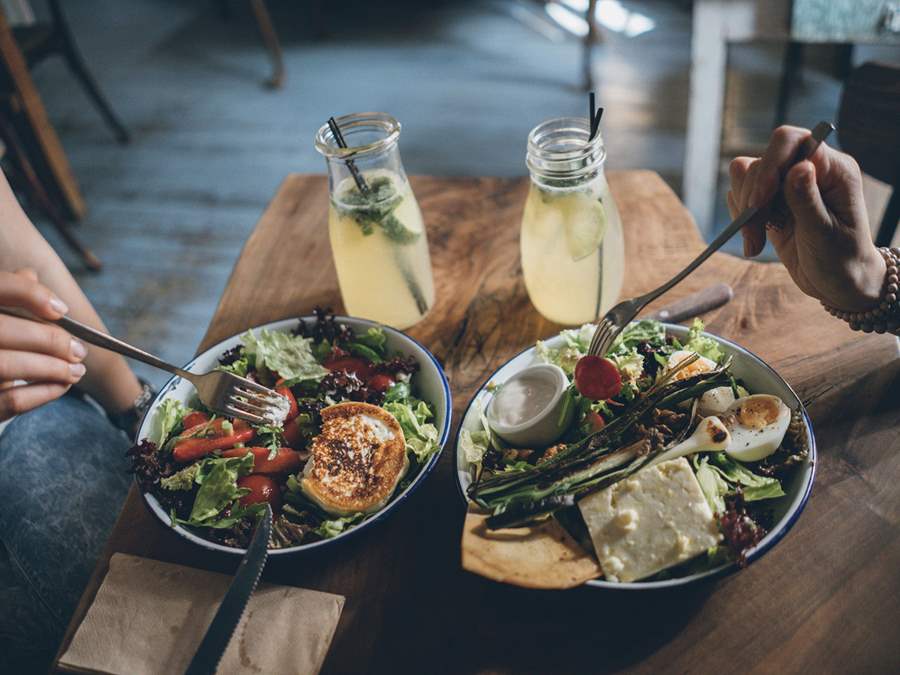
[784,161,831,237]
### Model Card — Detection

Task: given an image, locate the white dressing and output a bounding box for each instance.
[491,372,558,427]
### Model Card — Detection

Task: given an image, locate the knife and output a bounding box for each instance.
[647,283,734,323]
[184,504,273,675]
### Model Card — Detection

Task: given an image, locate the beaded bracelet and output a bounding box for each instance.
[821,247,900,335]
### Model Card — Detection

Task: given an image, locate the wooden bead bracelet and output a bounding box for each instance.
[822,247,900,335]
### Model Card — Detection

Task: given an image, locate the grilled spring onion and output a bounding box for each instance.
[469,356,733,529]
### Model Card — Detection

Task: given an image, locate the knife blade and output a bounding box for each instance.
[184,504,272,675]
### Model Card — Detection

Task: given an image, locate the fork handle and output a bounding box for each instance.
[634,121,834,313]
[0,308,192,380]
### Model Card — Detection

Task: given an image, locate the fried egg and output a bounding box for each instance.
[721,394,791,462]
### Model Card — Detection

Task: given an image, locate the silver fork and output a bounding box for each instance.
[587,120,834,357]
[1,309,287,425]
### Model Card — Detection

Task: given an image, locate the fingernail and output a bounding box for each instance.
[70,339,87,360]
[49,296,69,315]
[69,363,86,379]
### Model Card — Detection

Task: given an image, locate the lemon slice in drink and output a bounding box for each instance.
[564,196,607,262]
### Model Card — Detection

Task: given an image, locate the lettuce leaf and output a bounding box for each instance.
[684,319,724,363]
[693,455,730,514]
[706,452,785,502]
[349,327,387,363]
[384,399,441,464]
[241,329,329,383]
[160,463,201,491]
[460,428,489,469]
[151,398,188,448]
[535,323,595,374]
[175,453,256,527]
[315,512,365,538]
[536,320,666,376]
[609,319,666,353]
[608,350,644,385]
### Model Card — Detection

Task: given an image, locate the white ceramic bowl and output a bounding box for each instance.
[454,323,816,589]
[137,315,452,555]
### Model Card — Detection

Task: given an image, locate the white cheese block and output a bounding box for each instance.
[577,457,721,582]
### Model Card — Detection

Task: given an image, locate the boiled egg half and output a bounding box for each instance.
[665,350,717,381]
[721,394,791,462]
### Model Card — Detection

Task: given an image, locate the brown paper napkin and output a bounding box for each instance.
[59,553,344,675]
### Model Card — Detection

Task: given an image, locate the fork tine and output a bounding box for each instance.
[223,403,267,425]
[595,327,614,355]
[234,378,277,396]
[589,321,613,356]
[233,385,284,406]
[596,324,624,357]
[227,394,277,417]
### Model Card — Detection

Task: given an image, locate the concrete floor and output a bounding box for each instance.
[25,0,877,386]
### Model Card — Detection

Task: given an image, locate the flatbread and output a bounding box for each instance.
[461,508,602,589]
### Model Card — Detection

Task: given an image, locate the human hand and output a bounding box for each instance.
[0,269,87,421]
[728,125,885,311]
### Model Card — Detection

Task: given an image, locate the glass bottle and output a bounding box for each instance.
[520,117,625,325]
[315,113,435,330]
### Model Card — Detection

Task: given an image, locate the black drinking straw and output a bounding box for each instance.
[588,92,604,141]
[328,116,370,196]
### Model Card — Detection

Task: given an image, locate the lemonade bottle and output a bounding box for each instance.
[315,113,435,330]
[520,117,624,325]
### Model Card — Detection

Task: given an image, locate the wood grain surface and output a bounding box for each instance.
[57,172,900,674]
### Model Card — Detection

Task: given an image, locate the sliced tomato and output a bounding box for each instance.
[221,447,302,475]
[367,373,393,393]
[237,475,281,511]
[574,355,622,401]
[172,419,255,463]
[324,356,372,380]
[585,410,606,432]
[182,411,210,430]
[281,417,304,448]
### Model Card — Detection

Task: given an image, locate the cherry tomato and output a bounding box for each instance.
[574,355,622,401]
[585,411,606,432]
[237,475,281,511]
[324,356,372,380]
[367,373,394,393]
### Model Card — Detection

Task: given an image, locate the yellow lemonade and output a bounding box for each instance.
[328,170,435,329]
[520,174,624,325]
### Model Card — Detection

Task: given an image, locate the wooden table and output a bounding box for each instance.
[58,172,900,673]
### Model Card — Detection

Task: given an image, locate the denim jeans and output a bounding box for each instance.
[0,393,131,672]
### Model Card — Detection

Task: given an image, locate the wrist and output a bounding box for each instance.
[850,247,888,311]
[106,379,156,437]
[823,247,900,334]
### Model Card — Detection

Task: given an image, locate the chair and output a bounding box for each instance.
[837,61,900,247]
[14,0,129,143]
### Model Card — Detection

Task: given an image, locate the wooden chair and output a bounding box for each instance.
[837,61,900,247]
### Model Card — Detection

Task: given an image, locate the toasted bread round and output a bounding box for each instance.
[301,402,408,516]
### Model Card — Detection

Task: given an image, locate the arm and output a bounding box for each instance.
[0,172,142,413]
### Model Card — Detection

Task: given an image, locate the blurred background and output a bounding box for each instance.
[2,0,899,385]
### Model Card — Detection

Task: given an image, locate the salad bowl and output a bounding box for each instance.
[136,314,452,556]
[455,322,816,589]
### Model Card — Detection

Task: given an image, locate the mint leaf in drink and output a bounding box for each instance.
[335,175,419,244]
